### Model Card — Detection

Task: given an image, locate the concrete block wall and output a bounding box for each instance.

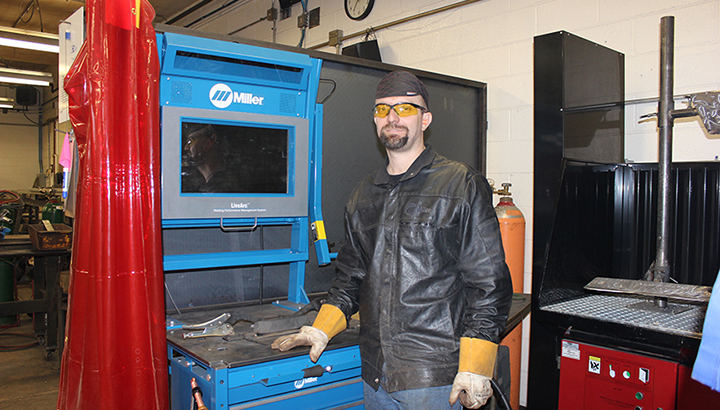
[181,0,720,406]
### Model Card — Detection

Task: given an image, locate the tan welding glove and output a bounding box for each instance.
[449,372,493,409]
[271,304,346,363]
[448,337,498,409]
[271,325,328,362]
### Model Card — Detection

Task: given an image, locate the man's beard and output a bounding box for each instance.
[379,124,409,150]
[182,152,205,166]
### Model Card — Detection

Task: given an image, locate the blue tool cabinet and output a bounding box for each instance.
[166,305,363,410]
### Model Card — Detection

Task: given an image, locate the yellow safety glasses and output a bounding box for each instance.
[373,102,427,118]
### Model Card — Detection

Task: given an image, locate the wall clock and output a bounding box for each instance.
[345,0,374,21]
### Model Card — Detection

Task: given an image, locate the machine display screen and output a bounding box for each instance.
[161,106,309,220]
[180,121,289,195]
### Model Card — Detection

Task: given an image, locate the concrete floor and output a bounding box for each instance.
[0,314,61,410]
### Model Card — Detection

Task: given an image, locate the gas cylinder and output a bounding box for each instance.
[41,198,64,224]
[495,187,525,410]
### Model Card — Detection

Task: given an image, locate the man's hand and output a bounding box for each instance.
[448,372,493,409]
[270,326,329,362]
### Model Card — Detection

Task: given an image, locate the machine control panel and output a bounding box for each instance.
[558,339,678,410]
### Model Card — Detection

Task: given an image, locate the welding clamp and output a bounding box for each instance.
[182,312,235,339]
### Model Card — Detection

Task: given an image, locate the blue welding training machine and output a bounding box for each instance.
[157,29,363,410]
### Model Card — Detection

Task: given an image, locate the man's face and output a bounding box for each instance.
[373,95,431,152]
[183,133,213,166]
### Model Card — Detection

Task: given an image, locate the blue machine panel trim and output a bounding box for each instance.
[226,345,362,408]
[288,216,310,304]
[170,353,230,410]
[173,50,303,85]
[160,76,308,116]
[170,343,362,410]
[161,217,298,229]
[226,345,360,388]
[309,104,333,266]
[161,32,313,91]
[230,378,363,409]
[163,248,309,271]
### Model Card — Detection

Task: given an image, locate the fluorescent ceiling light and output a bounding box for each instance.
[0,67,53,87]
[0,103,13,109]
[0,27,59,53]
[0,96,12,103]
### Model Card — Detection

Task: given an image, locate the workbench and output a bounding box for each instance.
[503,293,532,339]
[0,235,69,359]
[165,293,531,410]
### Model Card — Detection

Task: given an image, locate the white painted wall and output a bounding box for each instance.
[0,85,65,193]
[179,0,720,406]
[0,111,44,190]
[174,0,720,406]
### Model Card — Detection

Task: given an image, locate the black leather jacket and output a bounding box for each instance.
[327,145,513,393]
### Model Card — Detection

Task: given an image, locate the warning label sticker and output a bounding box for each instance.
[588,356,601,374]
[561,341,581,360]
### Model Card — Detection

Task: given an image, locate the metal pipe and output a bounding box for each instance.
[37,91,44,179]
[625,94,692,106]
[166,0,215,25]
[185,0,247,28]
[308,0,488,50]
[669,107,698,119]
[228,17,265,36]
[653,16,675,287]
[13,0,38,28]
[272,0,277,43]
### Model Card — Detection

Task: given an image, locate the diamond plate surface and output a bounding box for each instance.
[541,294,706,338]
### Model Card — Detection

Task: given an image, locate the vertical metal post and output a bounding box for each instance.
[652,16,674,307]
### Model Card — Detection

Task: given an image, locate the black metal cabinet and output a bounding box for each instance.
[532,31,625,290]
[529,31,625,409]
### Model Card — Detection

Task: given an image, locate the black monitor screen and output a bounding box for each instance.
[180,121,289,194]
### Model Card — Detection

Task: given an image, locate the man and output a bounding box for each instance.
[182,125,237,193]
[272,71,512,409]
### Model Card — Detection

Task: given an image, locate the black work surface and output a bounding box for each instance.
[502,293,531,340]
[166,303,361,369]
[167,293,531,369]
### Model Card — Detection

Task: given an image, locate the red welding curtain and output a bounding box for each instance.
[57,0,168,408]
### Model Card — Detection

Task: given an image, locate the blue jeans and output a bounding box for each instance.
[363,381,462,410]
